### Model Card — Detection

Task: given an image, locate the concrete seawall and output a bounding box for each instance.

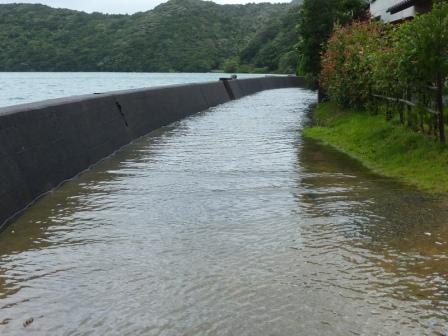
[0,76,306,228]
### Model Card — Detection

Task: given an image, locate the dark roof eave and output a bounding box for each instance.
[387,0,415,14]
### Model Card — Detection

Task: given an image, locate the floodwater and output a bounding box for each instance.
[0,88,448,335]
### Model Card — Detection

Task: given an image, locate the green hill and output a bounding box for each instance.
[238,1,303,74]
[0,0,290,72]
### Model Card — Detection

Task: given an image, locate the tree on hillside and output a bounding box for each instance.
[237,3,302,73]
[0,1,288,72]
[296,0,367,87]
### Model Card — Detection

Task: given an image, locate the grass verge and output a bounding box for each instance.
[303,102,448,193]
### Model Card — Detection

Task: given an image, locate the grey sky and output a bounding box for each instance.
[0,0,290,14]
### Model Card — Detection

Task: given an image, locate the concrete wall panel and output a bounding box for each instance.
[0,77,306,228]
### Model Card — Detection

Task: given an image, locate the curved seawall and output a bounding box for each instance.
[0,76,306,228]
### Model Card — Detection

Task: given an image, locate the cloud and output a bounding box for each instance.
[0,0,290,14]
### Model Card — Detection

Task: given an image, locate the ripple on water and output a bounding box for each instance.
[0,88,448,335]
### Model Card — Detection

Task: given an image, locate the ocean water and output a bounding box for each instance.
[0,72,266,108]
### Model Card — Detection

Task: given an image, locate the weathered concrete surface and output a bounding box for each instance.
[0,76,306,228]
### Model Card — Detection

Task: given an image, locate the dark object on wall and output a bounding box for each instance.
[0,76,307,230]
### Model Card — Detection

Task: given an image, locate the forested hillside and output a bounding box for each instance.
[237,1,303,74]
[0,0,290,72]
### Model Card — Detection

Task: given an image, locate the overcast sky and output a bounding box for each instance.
[0,0,290,14]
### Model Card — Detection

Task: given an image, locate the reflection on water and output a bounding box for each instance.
[0,88,447,335]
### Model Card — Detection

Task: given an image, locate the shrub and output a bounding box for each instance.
[319,4,448,142]
[320,21,387,109]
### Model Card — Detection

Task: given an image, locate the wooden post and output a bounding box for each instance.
[318,85,325,103]
[406,90,412,128]
[419,110,424,133]
[436,75,445,143]
[406,104,412,128]
[399,108,404,124]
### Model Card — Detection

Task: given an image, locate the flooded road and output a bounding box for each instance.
[0,88,447,335]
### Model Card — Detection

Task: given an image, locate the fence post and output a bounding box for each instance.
[436,75,445,143]
[399,105,404,124]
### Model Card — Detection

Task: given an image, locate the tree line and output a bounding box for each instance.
[0,0,289,72]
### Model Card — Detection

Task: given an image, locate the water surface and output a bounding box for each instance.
[0,72,264,108]
[0,88,447,335]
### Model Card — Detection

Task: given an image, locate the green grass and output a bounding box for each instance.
[303,102,448,193]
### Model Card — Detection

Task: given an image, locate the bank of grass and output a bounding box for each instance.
[303,102,448,193]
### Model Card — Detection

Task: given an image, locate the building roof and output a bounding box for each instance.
[387,0,415,14]
[387,0,431,14]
